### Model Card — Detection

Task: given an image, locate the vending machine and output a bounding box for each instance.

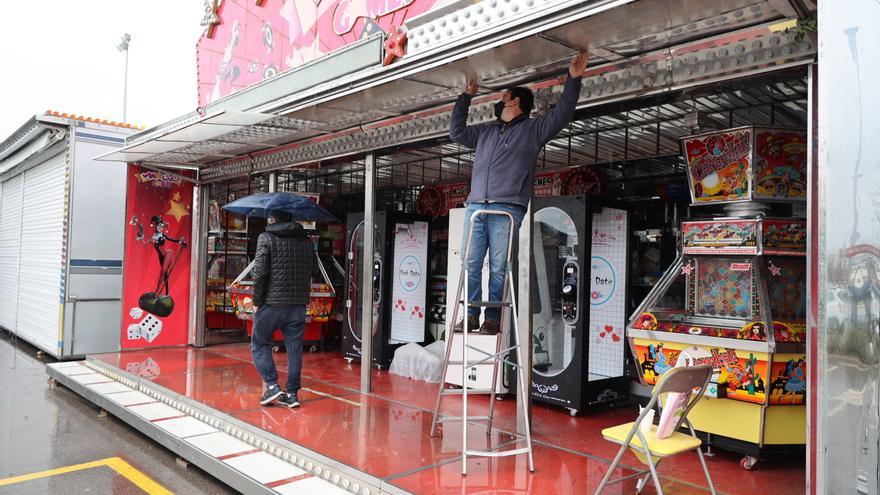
[342,211,432,368]
[530,195,631,415]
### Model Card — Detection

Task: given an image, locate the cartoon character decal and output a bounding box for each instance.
[129,215,189,317]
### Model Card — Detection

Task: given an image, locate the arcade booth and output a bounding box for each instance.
[47,0,853,494]
[628,126,808,468]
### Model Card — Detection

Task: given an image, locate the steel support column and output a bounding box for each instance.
[190,179,209,347]
[360,153,377,392]
[268,171,277,192]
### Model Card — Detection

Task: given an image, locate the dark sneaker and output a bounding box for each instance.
[478,319,500,335]
[278,393,300,408]
[260,384,284,405]
[453,315,480,333]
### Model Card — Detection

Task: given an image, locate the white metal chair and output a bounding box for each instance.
[594,364,717,495]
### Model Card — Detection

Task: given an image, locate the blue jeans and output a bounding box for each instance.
[251,304,307,393]
[462,202,526,322]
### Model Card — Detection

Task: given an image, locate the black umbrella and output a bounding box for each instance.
[222,192,338,222]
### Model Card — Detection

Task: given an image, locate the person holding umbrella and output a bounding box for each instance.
[250,209,317,408]
[223,192,337,407]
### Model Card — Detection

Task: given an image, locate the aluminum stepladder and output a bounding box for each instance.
[429,209,534,475]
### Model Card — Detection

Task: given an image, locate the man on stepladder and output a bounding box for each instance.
[449,51,589,335]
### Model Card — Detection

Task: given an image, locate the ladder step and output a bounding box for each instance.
[447,360,500,366]
[435,415,492,423]
[466,447,532,458]
[440,388,495,395]
[466,301,511,308]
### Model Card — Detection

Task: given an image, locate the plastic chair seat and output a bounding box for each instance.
[602,422,702,458]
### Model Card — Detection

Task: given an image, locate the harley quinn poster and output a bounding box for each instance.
[120,166,193,348]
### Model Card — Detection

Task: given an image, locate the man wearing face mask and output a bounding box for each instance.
[449,51,589,335]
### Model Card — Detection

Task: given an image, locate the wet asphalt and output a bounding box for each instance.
[0,330,235,494]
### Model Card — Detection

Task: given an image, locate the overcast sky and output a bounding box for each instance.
[0,1,204,139]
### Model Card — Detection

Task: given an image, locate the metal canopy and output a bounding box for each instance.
[110,0,813,182]
[273,70,807,195]
[94,111,320,166]
[279,0,795,126]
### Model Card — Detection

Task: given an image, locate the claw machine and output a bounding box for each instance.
[342,211,431,368]
[530,195,631,415]
[227,250,342,350]
[627,126,808,468]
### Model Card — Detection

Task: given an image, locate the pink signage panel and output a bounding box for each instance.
[197,0,457,106]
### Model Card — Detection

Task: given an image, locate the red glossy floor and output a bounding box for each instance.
[90,344,805,494]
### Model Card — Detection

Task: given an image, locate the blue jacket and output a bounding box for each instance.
[449,76,582,207]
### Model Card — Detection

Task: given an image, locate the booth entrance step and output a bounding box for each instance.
[46,359,381,495]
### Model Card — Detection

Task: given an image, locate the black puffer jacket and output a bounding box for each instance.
[252,222,316,306]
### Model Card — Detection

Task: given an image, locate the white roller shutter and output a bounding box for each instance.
[16,153,66,354]
[0,175,23,331]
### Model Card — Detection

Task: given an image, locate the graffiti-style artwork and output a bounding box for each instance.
[682,220,758,254]
[197,0,458,106]
[121,166,193,348]
[753,130,807,201]
[681,127,807,204]
[767,354,807,405]
[682,128,752,203]
[762,219,807,254]
[632,340,807,405]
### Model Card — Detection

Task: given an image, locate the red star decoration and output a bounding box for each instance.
[383,26,407,66]
[681,262,695,276]
[768,261,782,277]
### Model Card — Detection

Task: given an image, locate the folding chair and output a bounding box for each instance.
[594,364,716,495]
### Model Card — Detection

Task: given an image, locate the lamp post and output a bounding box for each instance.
[117,33,131,122]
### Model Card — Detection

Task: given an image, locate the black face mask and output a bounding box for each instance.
[494,101,506,119]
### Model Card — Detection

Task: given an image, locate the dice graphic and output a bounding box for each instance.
[129,307,144,320]
[127,323,143,341]
[139,314,163,343]
[139,357,161,379]
[125,362,142,374]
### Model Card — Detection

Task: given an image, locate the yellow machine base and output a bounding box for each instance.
[689,399,806,445]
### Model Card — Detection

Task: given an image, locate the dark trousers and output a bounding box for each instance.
[251,304,307,393]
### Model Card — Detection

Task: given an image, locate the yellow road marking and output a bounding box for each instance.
[0,457,173,494]
[105,457,174,495]
[301,387,361,407]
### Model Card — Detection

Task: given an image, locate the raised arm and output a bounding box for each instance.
[534,51,589,144]
[449,79,480,148]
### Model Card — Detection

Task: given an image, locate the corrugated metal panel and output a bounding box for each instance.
[0,175,23,330]
[16,152,66,355]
